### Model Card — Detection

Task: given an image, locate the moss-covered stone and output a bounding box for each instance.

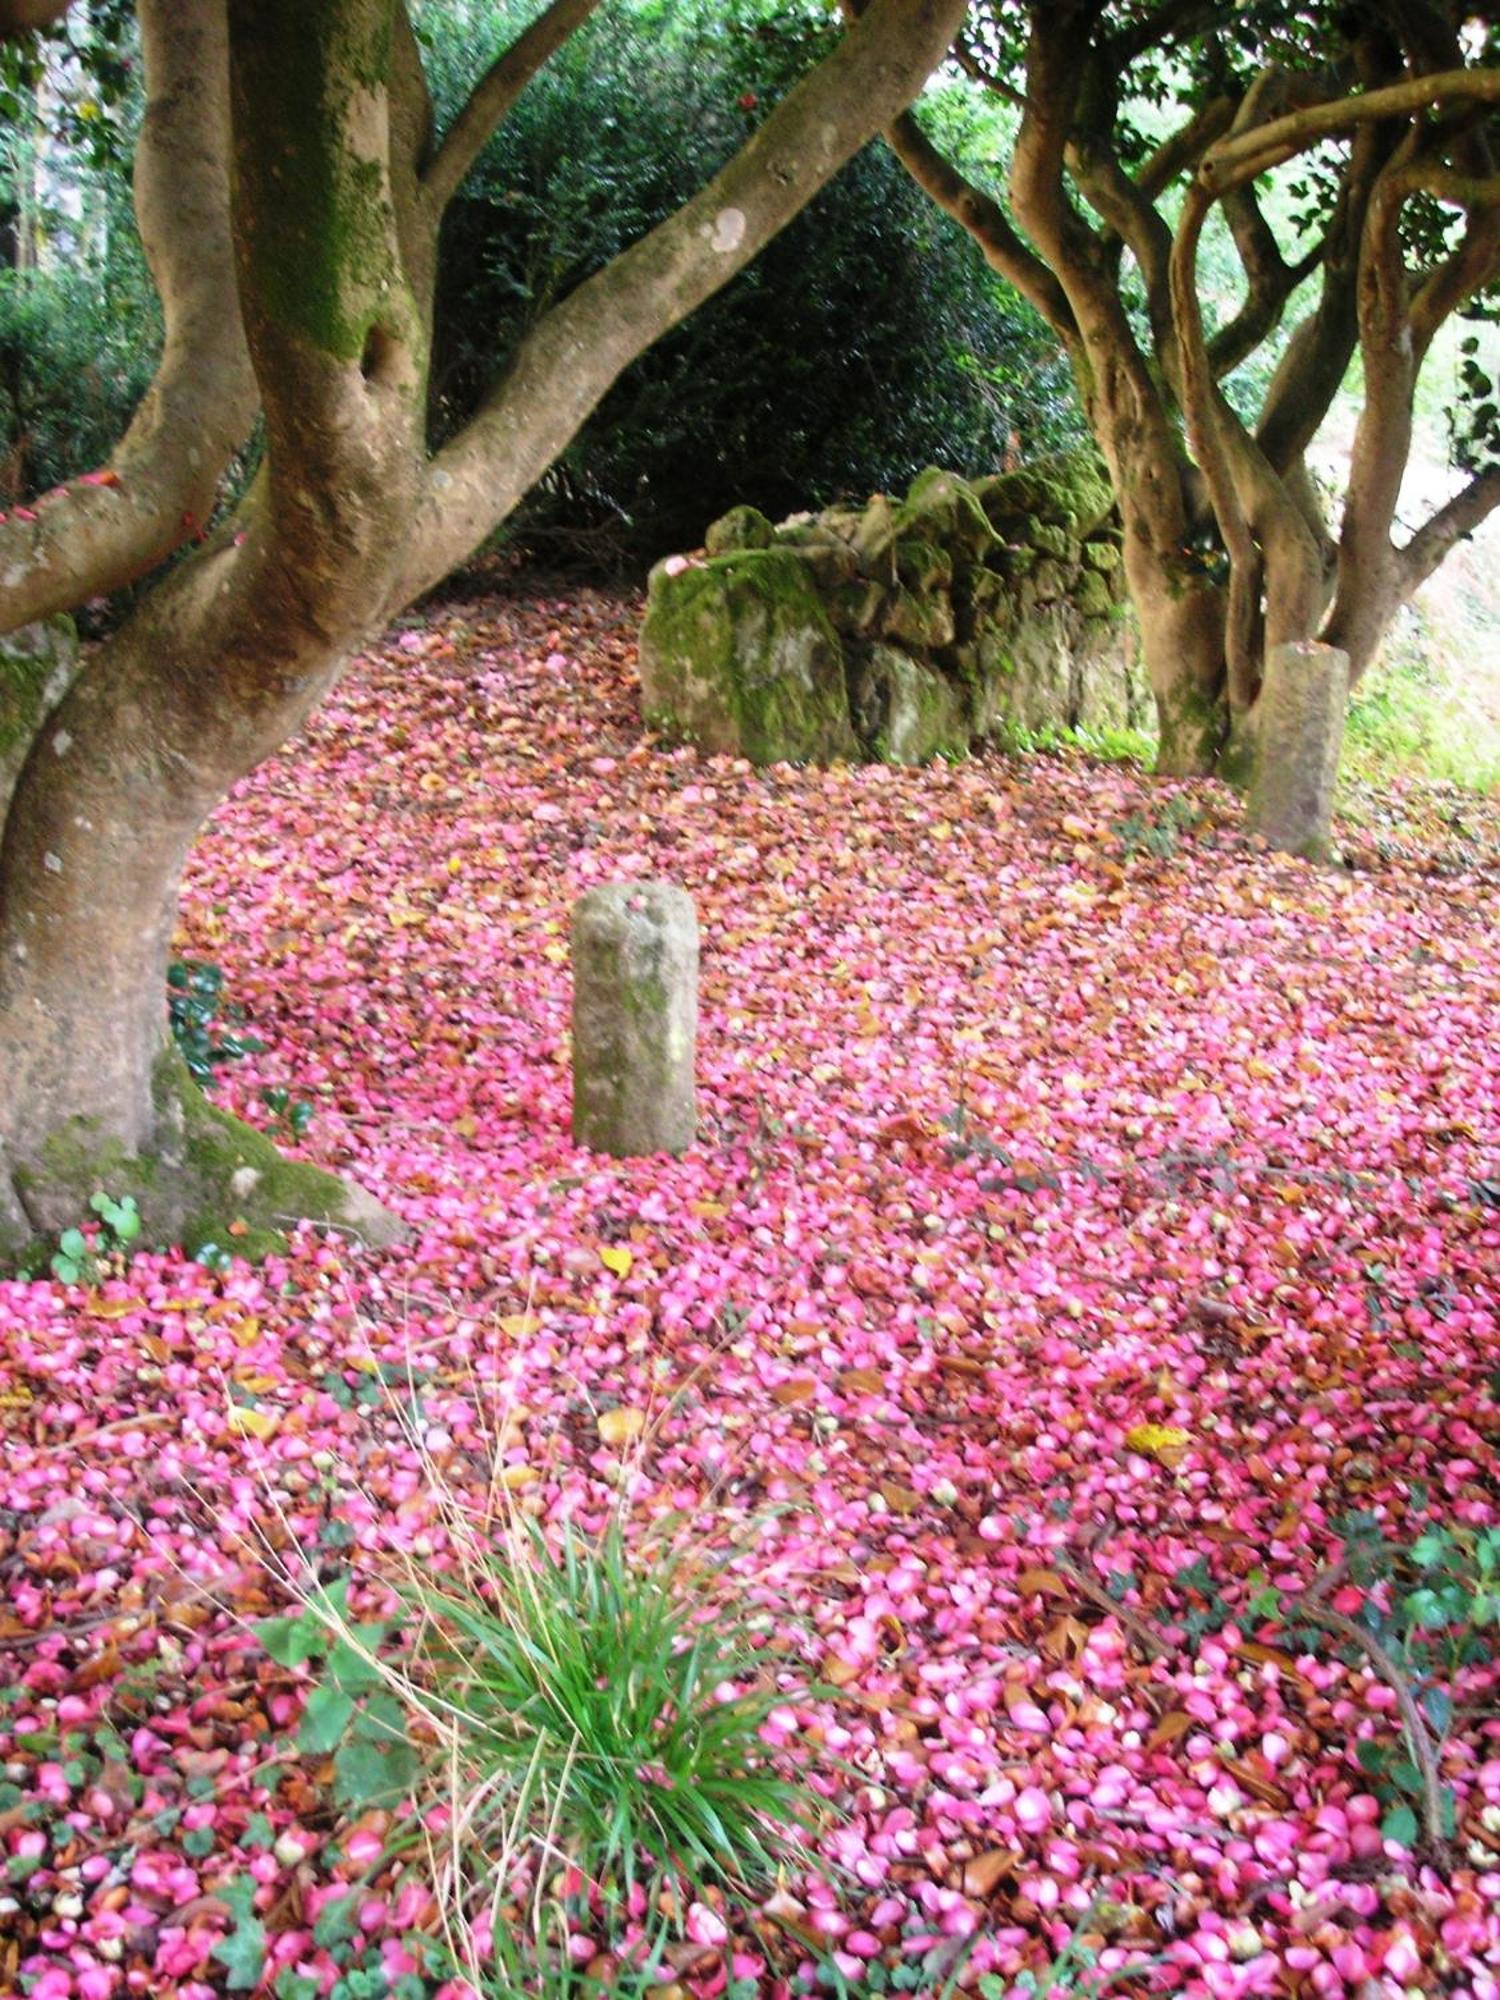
[975,451,1115,539]
[894,539,953,593]
[826,577,889,638]
[1074,569,1114,620]
[1029,522,1073,560]
[705,504,775,555]
[881,585,955,651]
[902,467,995,558]
[849,645,970,765]
[641,450,1144,768]
[850,493,902,571]
[638,548,857,764]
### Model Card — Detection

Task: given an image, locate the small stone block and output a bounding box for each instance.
[1246,640,1349,860]
[571,882,698,1156]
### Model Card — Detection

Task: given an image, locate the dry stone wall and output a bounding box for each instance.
[638,455,1147,766]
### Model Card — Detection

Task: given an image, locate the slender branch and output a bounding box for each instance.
[422,0,604,213]
[1299,1598,1446,1850]
[1399,467,1500,592]
[0,0,255,637]
[1201,68,1500,193]
[1171,178,1261,706]
[952,30,1027,114]
[1136,97,1235,203]
[1069,140,1175,362]
[884,109,1075,335]
[1055,1554,1171,1661]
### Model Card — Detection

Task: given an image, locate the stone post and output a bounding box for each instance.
[571,882,698,1156]
[1245,640,1349,860]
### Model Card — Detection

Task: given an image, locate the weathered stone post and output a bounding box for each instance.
[1245,640,1349,860]
[571,882,698,1156]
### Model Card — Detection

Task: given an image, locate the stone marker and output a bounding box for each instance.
[571,882,698,1156]
[1245,640,1349,860]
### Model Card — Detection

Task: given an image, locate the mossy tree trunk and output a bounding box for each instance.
[0,0,969,1256]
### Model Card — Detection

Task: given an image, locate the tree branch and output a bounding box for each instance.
[1399,467,1500,594]
[1136,97,1235,204]
[884,109,1075,336]
[422,0,603,214]
[1201,67,1500,193]
[0,0,255,637]
[392,0,970,604]
[1171,178,1262,707]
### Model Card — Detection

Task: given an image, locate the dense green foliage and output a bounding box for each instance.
[423,0,1077,563]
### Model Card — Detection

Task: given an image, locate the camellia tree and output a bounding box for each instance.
[879,0,1500,810]
[0,0,970,1256]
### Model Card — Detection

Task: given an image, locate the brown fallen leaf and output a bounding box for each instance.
[962,1847,1020,1898]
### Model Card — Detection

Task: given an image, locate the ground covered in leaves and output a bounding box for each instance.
[2,588,1497,1999]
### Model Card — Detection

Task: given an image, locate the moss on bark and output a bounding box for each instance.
[4,1045,404,1265]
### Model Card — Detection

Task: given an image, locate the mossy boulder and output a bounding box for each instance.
[1,615,80,819]
[881,585,955,651]
[705,504,775,555]
[976,451,1115,540]
[639,548,858,764]
[642,451,1142,766]
[850,645,970,765]
[903,467,995,558]
[894,539,954,593]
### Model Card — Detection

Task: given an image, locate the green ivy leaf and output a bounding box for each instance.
[314,1890,361,1949]
[333,1730,419,1810]
[212,1876,267,1992]
[298,1684,356,1754]
[257,1612,323,1668]
[1381,1801,1418,1847]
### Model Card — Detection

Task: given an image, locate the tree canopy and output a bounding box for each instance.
[886,0,1500,779]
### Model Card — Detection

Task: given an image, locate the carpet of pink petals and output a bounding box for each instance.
[2,589,1498,2000]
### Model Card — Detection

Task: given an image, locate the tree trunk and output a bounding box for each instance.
[1120,538,1228,777]
[0,555,408,1255]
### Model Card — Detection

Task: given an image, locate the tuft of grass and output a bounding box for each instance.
[245,1320,825,1991]
[990,718,1156,765]
[404,1511,814,1902]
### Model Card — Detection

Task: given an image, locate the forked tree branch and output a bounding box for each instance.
[0,0,255,637]
[393,0,970,603]
[1200,67,1500,192]
[422,0,604,213]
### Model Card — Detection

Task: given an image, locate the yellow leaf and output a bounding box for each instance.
[498,1463,539,1489]
[233,1371,280,1395]
[230,1317,262,1347]
[597,1406,647,1448]
[226,1404,280,1441]
[1124,1423,1190,1464]
[349,1353,381,1374]
[599,1246,633,1279]
[88,1298,143,1321]
[499,1312,541,1338]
